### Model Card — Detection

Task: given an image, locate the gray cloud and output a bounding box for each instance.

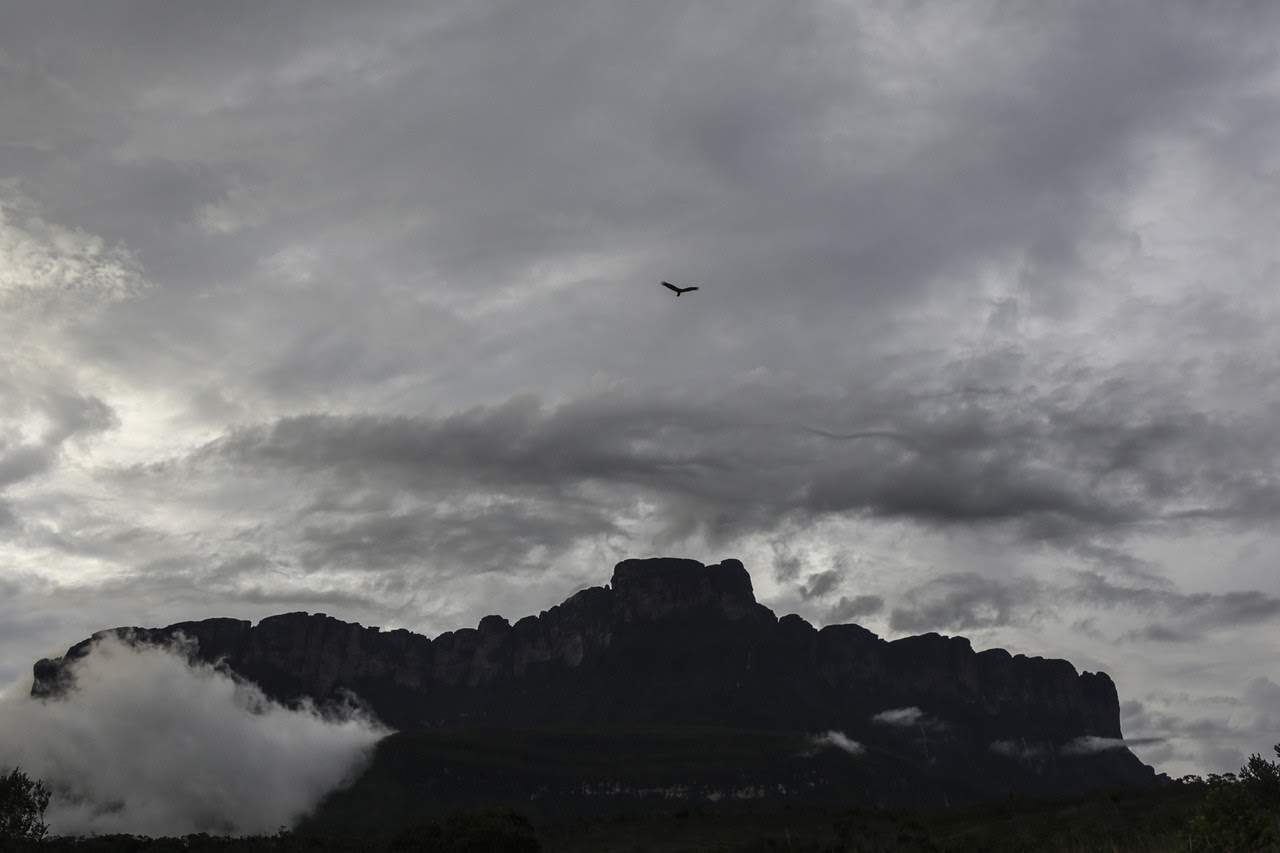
[826,595,885,624]
[1121,683,1280,776]
[0,391,118,481]
[1069,571,1280,639]
[884,564,1280,639]
[1124,624,1201,643]
[800,570,840,600]
[890,573,1044,634]
[120,371,1280,582]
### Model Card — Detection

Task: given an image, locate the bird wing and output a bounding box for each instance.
[682,286,699,293]
[662,281,680,292]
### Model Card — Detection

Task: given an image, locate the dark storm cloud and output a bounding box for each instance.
[201,395,733,497]
[171,395,733,575]
[883,565,1280,638]
[800,570,840,600]
[295,499,620,576]
[1069,570,1280,638]
[121,359,1280,587]
[772,552,804,583]
[825,595,885,624]
[889,572,1044,634]
[1124,624,1200,643]
[1122,682,1280,775]
[0,391,117,488]
[242,381,1262,532]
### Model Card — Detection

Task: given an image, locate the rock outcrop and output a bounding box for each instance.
[32,557,1157,801]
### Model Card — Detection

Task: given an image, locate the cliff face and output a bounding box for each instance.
[32,557,1156,799]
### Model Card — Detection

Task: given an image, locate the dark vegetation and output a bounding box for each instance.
[3,745,1278,852]
[1,766,50,843]
[295,726,973,832]
[0,784,1246,852]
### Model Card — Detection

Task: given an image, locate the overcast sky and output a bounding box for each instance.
[2,0,1280,797]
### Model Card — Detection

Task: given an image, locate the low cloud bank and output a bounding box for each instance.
[871,707,925,727]
[1061,735,1165,756]
[810,730,865,756]
[990,735,1166,760]
[990,739,1050,760]
[0,634,386,838]
[871,706,950,733]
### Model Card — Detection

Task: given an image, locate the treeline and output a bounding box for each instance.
[0,808,539,852]
[1178,743,1280,852]
[3,744,1279,852]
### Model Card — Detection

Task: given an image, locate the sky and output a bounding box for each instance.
[2,0,1280,830]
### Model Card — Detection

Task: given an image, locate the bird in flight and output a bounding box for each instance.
[662,281,700,296]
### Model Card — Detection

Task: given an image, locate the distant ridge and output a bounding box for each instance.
[33,557,1159,811]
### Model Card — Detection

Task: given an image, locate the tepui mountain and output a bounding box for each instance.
[32,557,1160,818]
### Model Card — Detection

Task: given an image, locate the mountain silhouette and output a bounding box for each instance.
[33,557,1160,818]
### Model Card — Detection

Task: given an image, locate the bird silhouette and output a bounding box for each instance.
[662,281,700,296]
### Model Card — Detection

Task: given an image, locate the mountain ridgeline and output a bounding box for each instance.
[32,558,1159,817]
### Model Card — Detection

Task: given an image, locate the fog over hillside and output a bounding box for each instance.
[0,637,384,837]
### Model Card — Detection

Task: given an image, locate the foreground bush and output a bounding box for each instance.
[0,766,51,842]
[1183,743,1280,853]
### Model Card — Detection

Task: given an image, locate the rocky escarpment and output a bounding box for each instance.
[33,557,1157,800]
